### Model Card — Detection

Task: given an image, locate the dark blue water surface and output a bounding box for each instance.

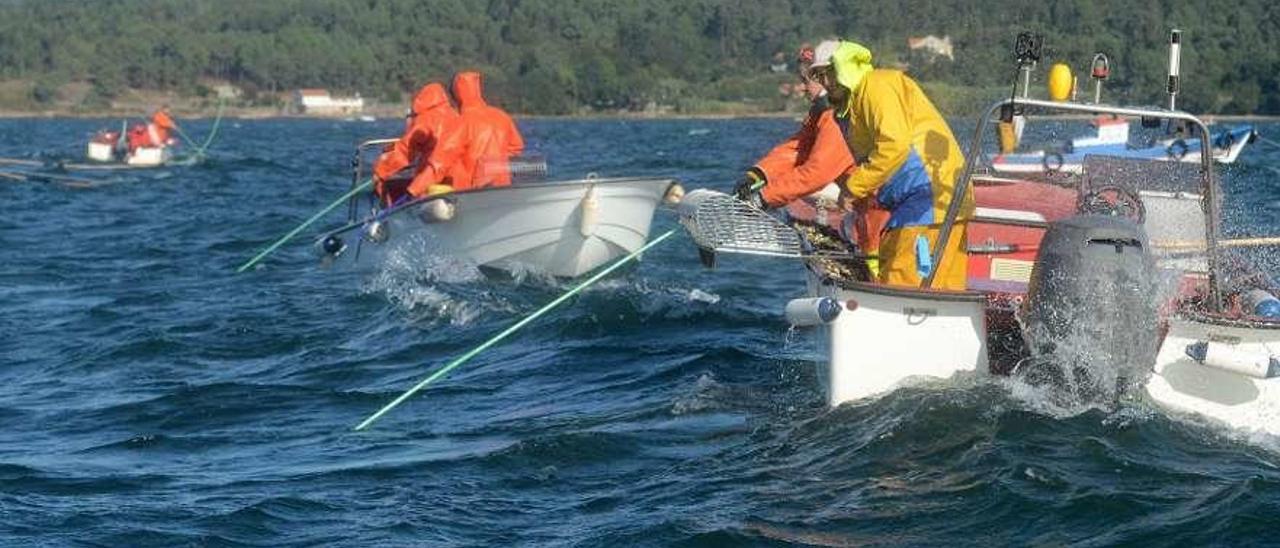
[3,115,1280,546]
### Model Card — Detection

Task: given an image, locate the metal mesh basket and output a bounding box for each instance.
[676,189,807,257]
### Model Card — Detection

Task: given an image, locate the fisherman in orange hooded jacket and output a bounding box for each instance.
[734,45,889,271]
[373,82,460,204]
[436,71,525,191]
[127,108,179,153]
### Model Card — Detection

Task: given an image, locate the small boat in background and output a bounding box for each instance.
[989,118,1256,175]
[81,106,222,169]
[86,128,173,167]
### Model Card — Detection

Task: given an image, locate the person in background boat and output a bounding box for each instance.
[428,70,525,192]
[732,44,888,271]
[126,107,179,154]
[808,40,973,290]
[372,82,460,205]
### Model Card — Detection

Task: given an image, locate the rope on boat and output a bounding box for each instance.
[353,228,678,431]
[236,179,373,273]
[1156,236,1280,250]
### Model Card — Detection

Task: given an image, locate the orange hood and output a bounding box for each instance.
[412,83,451,115]
[452,72,487,109]
[152,110,176,129]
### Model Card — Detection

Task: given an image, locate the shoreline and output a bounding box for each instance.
[1,106,1277,122]
[0,107,805,121]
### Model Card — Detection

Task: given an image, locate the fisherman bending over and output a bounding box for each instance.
[734,44,889,275]
[372,83,460,204]
[810,40,973,290]
[126,108,178,154]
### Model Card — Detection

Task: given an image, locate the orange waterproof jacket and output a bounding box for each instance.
[753,100,856,207]
[152,110,176,130]
[439,71,525,190]
[374,83,460,197]
[755,99,888,258]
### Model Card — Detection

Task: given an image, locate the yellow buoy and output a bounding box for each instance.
[1047,63,1073,101]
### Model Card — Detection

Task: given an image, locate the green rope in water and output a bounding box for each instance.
[353,228,678,431]
[172,123,201,151]
[195,101,225,155]
[168,100,225,161]
[236,179,373,273]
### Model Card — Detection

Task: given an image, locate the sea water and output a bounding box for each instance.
[1,117,1279,545]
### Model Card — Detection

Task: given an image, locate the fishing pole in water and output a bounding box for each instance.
[236,179,373,272]
[353,228,678,431]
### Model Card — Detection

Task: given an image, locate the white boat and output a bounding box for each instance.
[320,174,681,278]
[674,33,1280,422]
[676,188,992,407]
[988,122,1256,175]
[808,280,989,407]
[125,146,171,166]
[1147,313,1280,437]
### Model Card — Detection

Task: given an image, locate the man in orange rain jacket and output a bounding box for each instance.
[430,71,525,191]
[127,108,179,152]
[372,82,460,204]
[734,45,889,270]
[736,46,855,209]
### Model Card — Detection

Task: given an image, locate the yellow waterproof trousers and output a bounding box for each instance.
[877,222,968,290]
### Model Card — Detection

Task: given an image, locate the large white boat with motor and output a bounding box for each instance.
[677,31,1280,438]
[317,139,683,278]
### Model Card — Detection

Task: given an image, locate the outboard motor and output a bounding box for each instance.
[1018,214,1158,404]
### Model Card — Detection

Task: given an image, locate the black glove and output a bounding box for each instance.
[733,168,766,200]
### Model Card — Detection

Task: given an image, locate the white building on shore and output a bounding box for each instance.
[292,89,364,116]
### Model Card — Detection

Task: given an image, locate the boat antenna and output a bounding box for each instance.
[1167,29,1181,111]
[1090,53,1110,104]
[1003,32,1042,122]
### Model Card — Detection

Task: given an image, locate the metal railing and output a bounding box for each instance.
[928,97,1221,308]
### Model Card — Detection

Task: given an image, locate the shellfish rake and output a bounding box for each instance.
[675,189,861,261]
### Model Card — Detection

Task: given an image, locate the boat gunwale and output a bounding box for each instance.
[822,278,988,303]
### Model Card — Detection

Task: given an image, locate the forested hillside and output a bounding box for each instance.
[0,0,1276,114]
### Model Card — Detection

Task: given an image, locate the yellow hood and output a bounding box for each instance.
[833,41,874,114]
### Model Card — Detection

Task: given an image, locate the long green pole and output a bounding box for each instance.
[236,179,373,273]
[354,228,677,431]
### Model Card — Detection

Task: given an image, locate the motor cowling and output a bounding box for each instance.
[1019,215,1159,401]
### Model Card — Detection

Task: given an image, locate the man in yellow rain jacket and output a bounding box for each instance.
[809,40,973,290]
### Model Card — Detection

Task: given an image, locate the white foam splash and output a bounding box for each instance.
[361,233,495,327]
[687,288,721,304]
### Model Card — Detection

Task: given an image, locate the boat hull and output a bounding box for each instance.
[809,278,989,407]
[126,146,170,167]
[1146,315,1280,437]
[330,177,676,278]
